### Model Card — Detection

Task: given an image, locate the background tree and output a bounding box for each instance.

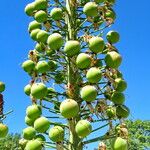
[21,0,130,149]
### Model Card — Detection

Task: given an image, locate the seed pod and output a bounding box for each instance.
[64,40,81,57]
[75,120,92,138]
[24,2,36,16]
[106,106,116,118]
[30,29,41,41]
[60,99,79,118]
[111,92,125,105]
[105,9,116,20]
[35,0,48,10]
[35,134,46,142]
[25,115,35,126]
[26,105,42,120]
[24,84,31,96]
[36,61,49,73]
[34,117,50,133]
[28,21,42,32]
[83,2,98,17]
[35,43,45,53]
[89,37,105,53]
[34,10,47,23]
[116,105,130,118]
[49,126,64,142]
[80,85,97,102]
[76,53,91,69]
[22,60,35,73]
[25,140,42,150]
[107,31,120,44]
[31,83,48,99]
[23,127,36,140]
[114,78,127,92]
[50,8,63,20]
[19,139,28,149]
[36,30,49,43]
[0,82,5,93]
[0,123,8,138]
[105,51,122,68]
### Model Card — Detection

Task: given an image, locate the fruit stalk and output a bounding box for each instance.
[65,0,82,149]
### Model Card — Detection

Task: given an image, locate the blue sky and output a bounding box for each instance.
[0,0,150,149]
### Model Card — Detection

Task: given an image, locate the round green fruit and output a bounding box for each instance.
[19,139,28,149]
[31,83,48,99]
[28,21,42,32]
[34,10,47,23]
[89,37,105,53]
[116,105,130,118]
[0,123,8,138]
[49,126,64,142]
[35,0,48,10]
[34,117,50,133]
[26,105,42,120]
[83,2,98,17]
[111,137,128,150]
[35,43,45,52]
[105,9,116,20]
[76,53,91,69]
[111,92,125,105]
[36,30,49,43]
[107,31,120,44]
[106,106,116,118]
[36,61,49,73]
[114,78,127,92]
[35,134,46,142]
[50,8,63,21]
[75,120,92,138]
[24,84,31,96]
[24,2,35,16]
[80,85,97,102]
[22,127,36,140]
[60,99,79,118]
[0,82,5,93]
[86,67,102,83]
[22,60,35,73]
[25,140,42,150]
[47,33,64,50]
[64,40,81,57]
[48,60,58,71]
[105,51,122,68]
[25,116,35,126]
[30,29,40,41]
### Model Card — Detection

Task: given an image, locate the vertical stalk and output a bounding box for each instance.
[65,0,83,150]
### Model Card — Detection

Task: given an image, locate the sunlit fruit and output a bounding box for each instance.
[80,85,97,102]
[36,61,49,73]
[31,83,48,99]
[83,2,98,17]
[105,9,116,20]
[111,137,128,150]
[34,10,47,23]
[35,0,48,10]
[25,2,36,16]
[107,31,120,44]
[25,140,42,150]
[111,92,125,105]
[86,67,102,83]
[24,84,31,96]
[22,60,35,73]
[89,37,105,53]
[76,53,91,69]
[106,106,116,118]
[28,21,42,32]
[49,126,64,142]
[75,120,92,138]
[116,105,130,118]
[48,60,58,71]
[114,78,127,92]
[25,116,35,126]
[64,40,81,57]
[22,127,36,140]
[34,117,50,133]
[19,139,28,149]
[0,82,5,93]
[50,8,63,20]
[35,134,46,142]
[47,33,64,50]
[0,123,8,138]
[30,29,41,41]
[60,99,79,118]
[105,51,122,68]
[37,30,49,43]
[26,105,42,120]
[35,43,45,52]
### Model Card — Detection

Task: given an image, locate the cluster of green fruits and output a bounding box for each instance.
[21,0,129,149]
[0,82,9,139]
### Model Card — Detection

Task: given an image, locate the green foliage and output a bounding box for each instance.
[0,134,20,150]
